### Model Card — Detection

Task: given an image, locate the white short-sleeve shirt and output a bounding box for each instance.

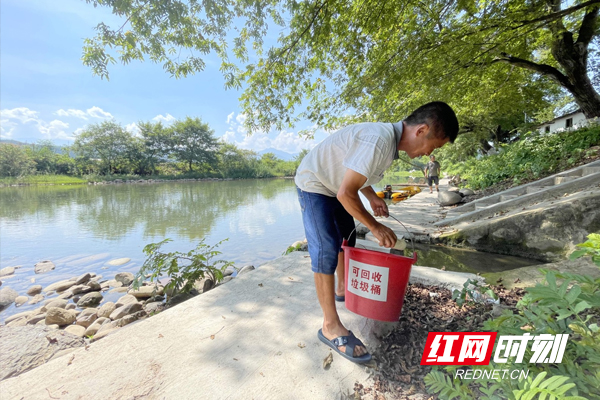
[295,122,402,196]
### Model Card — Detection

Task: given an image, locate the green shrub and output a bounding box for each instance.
[570,233,600,267]
[0,144,35,177]
[133,238,233,297]
[443,124,600,190]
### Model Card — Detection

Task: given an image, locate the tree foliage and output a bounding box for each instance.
[0,144,35,177]
[169,117,220,172]
[83,0,599,135]
[5,116,302,180]
[73,120,135,174]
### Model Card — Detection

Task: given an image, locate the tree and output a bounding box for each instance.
[0,144,35,177]
[73,120,134,174]
[26,140,58,174]
[137,121,172,174]
[217,142,260,178]
[169,117,220,172]
[82,0,599,133]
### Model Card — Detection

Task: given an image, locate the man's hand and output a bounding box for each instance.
[369,197,389,217]
[371,222,397,248]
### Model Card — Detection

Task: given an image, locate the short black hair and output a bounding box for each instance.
[405,101,459,143]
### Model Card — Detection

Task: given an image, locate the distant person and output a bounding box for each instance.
[425,155,441,193]
[295,102,459,364]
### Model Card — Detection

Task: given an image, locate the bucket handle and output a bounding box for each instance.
[347,214,416,258]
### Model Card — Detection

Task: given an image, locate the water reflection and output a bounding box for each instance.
[408,244,542,274]
[0,179,305,268]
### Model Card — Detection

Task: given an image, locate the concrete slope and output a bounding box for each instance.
[0,257,478,399]
[0,253,372,400]
[435,188,600,261]
[436,160,600,227]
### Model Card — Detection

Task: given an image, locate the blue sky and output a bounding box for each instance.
[0,0,325,154]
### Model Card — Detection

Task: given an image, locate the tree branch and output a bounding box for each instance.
[492,53,572,89]
[577,5,599,46]
[277,0,328,61]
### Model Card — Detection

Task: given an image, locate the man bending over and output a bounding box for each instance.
[295,101,459,363]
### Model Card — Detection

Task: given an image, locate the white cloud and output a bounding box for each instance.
[235,113,247,125]
[73,127,85,136]
[56,109,89,120]
[1,107,39,123]
[226,112,235,124]
[1,119,17,139]
[86,106,113,119]
[2,107,75,141]
[222,111,317,154]
[152,113,176,124]
[55,106,113,120]
[38,119,72,140]
[125,122,141,136]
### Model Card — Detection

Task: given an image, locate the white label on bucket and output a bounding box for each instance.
[347,260,389,302]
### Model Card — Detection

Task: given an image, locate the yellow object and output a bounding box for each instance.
[390,186,421,201]
[375,186,421,201]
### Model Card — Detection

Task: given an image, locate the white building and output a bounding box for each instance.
[537,110,587,134]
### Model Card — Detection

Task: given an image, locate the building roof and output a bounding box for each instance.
[536,109,583,127]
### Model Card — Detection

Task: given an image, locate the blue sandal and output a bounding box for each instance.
[317,329,372,364]
[335,295,345,302]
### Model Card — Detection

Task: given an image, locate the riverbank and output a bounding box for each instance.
[0,174,299,187]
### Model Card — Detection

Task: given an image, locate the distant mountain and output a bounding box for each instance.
[0,140,71,155]
[258,148,298,161]
[0,139,28,146]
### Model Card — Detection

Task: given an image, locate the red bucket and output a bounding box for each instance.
[342,239,416,322]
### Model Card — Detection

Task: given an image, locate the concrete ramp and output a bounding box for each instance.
[436,160,600,227]
[0,254,481,400]
[0,253,372,400]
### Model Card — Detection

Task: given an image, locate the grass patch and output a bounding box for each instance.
[0,174,87,186]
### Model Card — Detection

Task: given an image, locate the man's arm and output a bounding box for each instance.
[338,169,397,248]
[360,186,389,217]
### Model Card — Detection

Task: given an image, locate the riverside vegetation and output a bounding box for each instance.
[0,117,308,185]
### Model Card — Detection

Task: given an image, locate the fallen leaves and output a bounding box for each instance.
[297,342,306,348]
[323,352,333,369]
[353,283,524,399]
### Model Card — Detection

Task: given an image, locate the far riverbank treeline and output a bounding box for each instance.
[0,117,310,182]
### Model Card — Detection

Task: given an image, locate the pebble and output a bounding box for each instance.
[97,302,116,319]
[107,258,131,266]
[64,325,86,337]
[26,285,43,296]
[34,261,55,274]
[0,267,15,277]
[77,292,103,308]
[14,296,28,306]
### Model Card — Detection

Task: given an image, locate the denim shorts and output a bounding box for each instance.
[296,187,356,275]
[427,176,439,186]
